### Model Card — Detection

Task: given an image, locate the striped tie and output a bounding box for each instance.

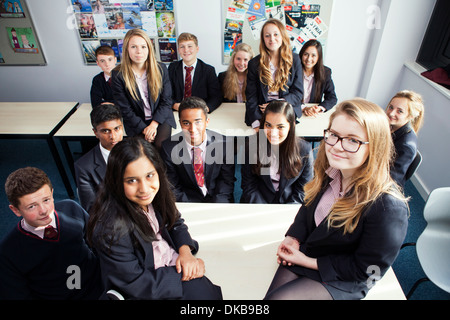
[193,147,204,187]
[184,66,193,99]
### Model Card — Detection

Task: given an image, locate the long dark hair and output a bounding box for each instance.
[299,39,325,103]
[253,100,303,179]
[87,137,178,251]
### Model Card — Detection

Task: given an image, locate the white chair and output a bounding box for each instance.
[405,187,450,299]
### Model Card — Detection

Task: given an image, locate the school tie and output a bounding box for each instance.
[44,225,58,240]
[184,66,194,99]
[107,77,112,86]
[193,147,204,187]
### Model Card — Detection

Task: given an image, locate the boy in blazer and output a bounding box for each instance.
[0,167,103,300]
[74,103,124,212]
[168,33,221,113]
[90,45,117,108]
[161,97,235,203]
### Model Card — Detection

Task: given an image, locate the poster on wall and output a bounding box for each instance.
[221,0,332,63]
[0,0,26,18]
[6,26,39,53]
[69,0,177,64]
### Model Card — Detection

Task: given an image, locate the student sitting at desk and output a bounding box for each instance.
[74,103,124,212]
[87,137,222,300]
[299,40,337,117]
[111,28,175,150]
[240,100,313,204]
[161,97,235,203]
[385,90,425,187]
[168,32,221,113]
[264,99,408,300]
[0,167,103,300]
[218,43,254,103]
[90,45,117,108]
[245,18,303,130]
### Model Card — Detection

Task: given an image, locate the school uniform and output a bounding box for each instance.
[283,174,408,300]
[92,207,222,300]
[168,59,222,112]
[303,66,337,111]
[111,63,176,137]
[90,71,114,108]
[74,143,107,212]
[240,137,313,204]
[245,54,304,127]
[160,129,235,203]
[391,122,418,187]
[218,71,245,103]
[0,200,103,300]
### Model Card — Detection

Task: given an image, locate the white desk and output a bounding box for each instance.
[177,202,406,300]
[0,102,79,198]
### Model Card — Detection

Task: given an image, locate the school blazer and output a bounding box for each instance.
[168,59,222,112]
[90,72,114,108]
[240,138,313,204]
[111,63,176,137]
[286,187,408,299]
[245,54,304,126]
[391,122,418,187]
[307,66,338,111]
[93,210,199,300]
[74,144,106,212]
[160,130,235,203]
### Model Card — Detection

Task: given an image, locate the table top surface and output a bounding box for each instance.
[0,102,78,135]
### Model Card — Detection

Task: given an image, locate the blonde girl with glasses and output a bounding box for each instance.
[264,98,408,300]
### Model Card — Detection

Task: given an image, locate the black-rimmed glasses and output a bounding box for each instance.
[323,129,369,153]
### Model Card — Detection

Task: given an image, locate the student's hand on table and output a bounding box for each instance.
[302,105,323,117]
[176,245,205,281]
[143,121,159,142]
[276,236,300,266]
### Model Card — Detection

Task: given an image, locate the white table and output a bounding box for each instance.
[0,102,79,198]
[177,202,406,300]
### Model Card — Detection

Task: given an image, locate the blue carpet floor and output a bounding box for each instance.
[0,138,449,300]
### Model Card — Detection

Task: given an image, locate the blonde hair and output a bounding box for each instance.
[387,90,425,134]
[259,18,293,92]
[177,32,198,46]
[118,29,162,102]
[305,98,407,234]
[222,43,254,101]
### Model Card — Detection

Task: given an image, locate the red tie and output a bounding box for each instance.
[184,66,193,99]
[193,147,204,187]
[44,225,58,240]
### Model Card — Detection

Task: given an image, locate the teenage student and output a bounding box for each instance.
[299,39,337,117]
[74,103,124,212]
[264,99,409,300]
[385,90,425,187]
[168,32,222,113]
[161,97,235,203]
[245,18,303,129]
[87,137,222,300]
[240,100,313,204]
[111,28,175,149]
[90,45,117,108]
[0,167,103,300]
[218,43,254,103]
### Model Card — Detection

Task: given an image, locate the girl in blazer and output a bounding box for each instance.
[245,18,303,129]
[299,39,337,116]
[111,28,175,149]
[240,100,313,204]
[87,137,222,300]
[264,99,408,300]
[385,90,425,187]
[218,43,254,103]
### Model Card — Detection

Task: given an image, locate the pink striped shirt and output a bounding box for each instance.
[144,204,179,269]
[134,71,152,121]
[314,167,346,226]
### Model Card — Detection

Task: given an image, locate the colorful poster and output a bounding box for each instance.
[248,14,266,40]
[6,27,39,53]
[265,5,284,21]
[76,12,98,38]
[100,38,122,61]
[141,11,158,37]
[81,39,101,63]
[156,11,175,37]
[154,0,173,11]
[0,51,5,63]
[0,0,25,18]
[299,4,320,28]
[224,32,242,57]
[225,7,245,34]
[247,0,265,17]
[230,0,252,11]
[158,37,177,62]
[284,5,302,29]
[265,0,281,8]
[71,0,93,13]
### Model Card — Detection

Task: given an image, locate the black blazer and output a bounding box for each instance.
[93,210,204,300]
[240,138,313,204]
[160,130,235,203]
[391,122,418,186]
[74,144,106,212]
[168,59,222,112]
[245,54,304,126]
[285,187,408,299]
[307,66,337,111]
[111,63,176,137]
[90,72,114,108]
